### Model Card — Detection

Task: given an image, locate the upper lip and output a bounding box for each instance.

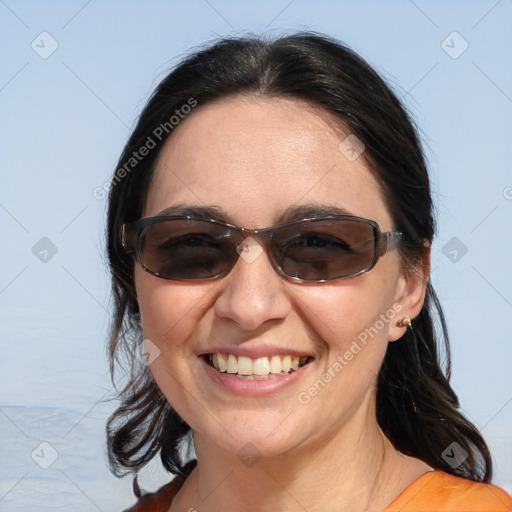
[198,345,315,358]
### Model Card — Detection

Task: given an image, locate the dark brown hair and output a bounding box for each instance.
[104,32,493,492]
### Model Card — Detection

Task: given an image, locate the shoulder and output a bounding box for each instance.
[385,470,512,512]
[122,477,184,512]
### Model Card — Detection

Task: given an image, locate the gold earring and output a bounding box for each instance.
[396,317,412,328]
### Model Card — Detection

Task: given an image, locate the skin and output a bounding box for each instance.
[134,96,432,512]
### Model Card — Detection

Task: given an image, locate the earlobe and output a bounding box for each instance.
[389,245,430,342]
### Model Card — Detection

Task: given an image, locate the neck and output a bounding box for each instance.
[172,394,421,512]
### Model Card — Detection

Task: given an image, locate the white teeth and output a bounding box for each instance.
[227,354,237,374]
[209,353,309,376]
[269,355,282,374]
[253,357,270,376]
[237,356,253,375]
[217,353,227,372]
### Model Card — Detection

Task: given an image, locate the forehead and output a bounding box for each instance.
[144,96,392,229]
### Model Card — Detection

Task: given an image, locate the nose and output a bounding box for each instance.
[213,238,292,331]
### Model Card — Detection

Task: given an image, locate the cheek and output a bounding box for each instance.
[134,271,218,426]
[134,269,214,355]
[297,274,398,363]
[291,278,399,417]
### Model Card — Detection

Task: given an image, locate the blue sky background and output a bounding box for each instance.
[1,1,511,510]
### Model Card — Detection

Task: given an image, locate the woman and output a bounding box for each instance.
[105,32,512,511]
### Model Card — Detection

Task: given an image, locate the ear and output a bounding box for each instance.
[388,243,431,342]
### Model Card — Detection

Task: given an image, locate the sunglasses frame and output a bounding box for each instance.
[121,214,402,283]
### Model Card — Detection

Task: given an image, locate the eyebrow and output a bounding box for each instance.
[153,203,355,224]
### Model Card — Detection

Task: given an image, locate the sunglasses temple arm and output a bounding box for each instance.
[121,224,137,252]
[379,231,402,255]
[121,225,127,246]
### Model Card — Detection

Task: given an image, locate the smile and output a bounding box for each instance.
[199,352,316,397]
[204,353,312,380]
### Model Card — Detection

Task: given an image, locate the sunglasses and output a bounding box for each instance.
[121,215,402,283]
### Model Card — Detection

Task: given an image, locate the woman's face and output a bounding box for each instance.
[134,96,419,459]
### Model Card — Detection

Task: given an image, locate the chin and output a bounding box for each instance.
[193,418,307,462]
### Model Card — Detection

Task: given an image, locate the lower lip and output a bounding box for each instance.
[200,357,314,396]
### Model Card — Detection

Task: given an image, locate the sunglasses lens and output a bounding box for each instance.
[273,218,377,281]
[139,219,236,280]
[134,217,379,282]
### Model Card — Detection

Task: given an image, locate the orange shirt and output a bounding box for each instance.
[384,470,512,511]
[124,469,512,511]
